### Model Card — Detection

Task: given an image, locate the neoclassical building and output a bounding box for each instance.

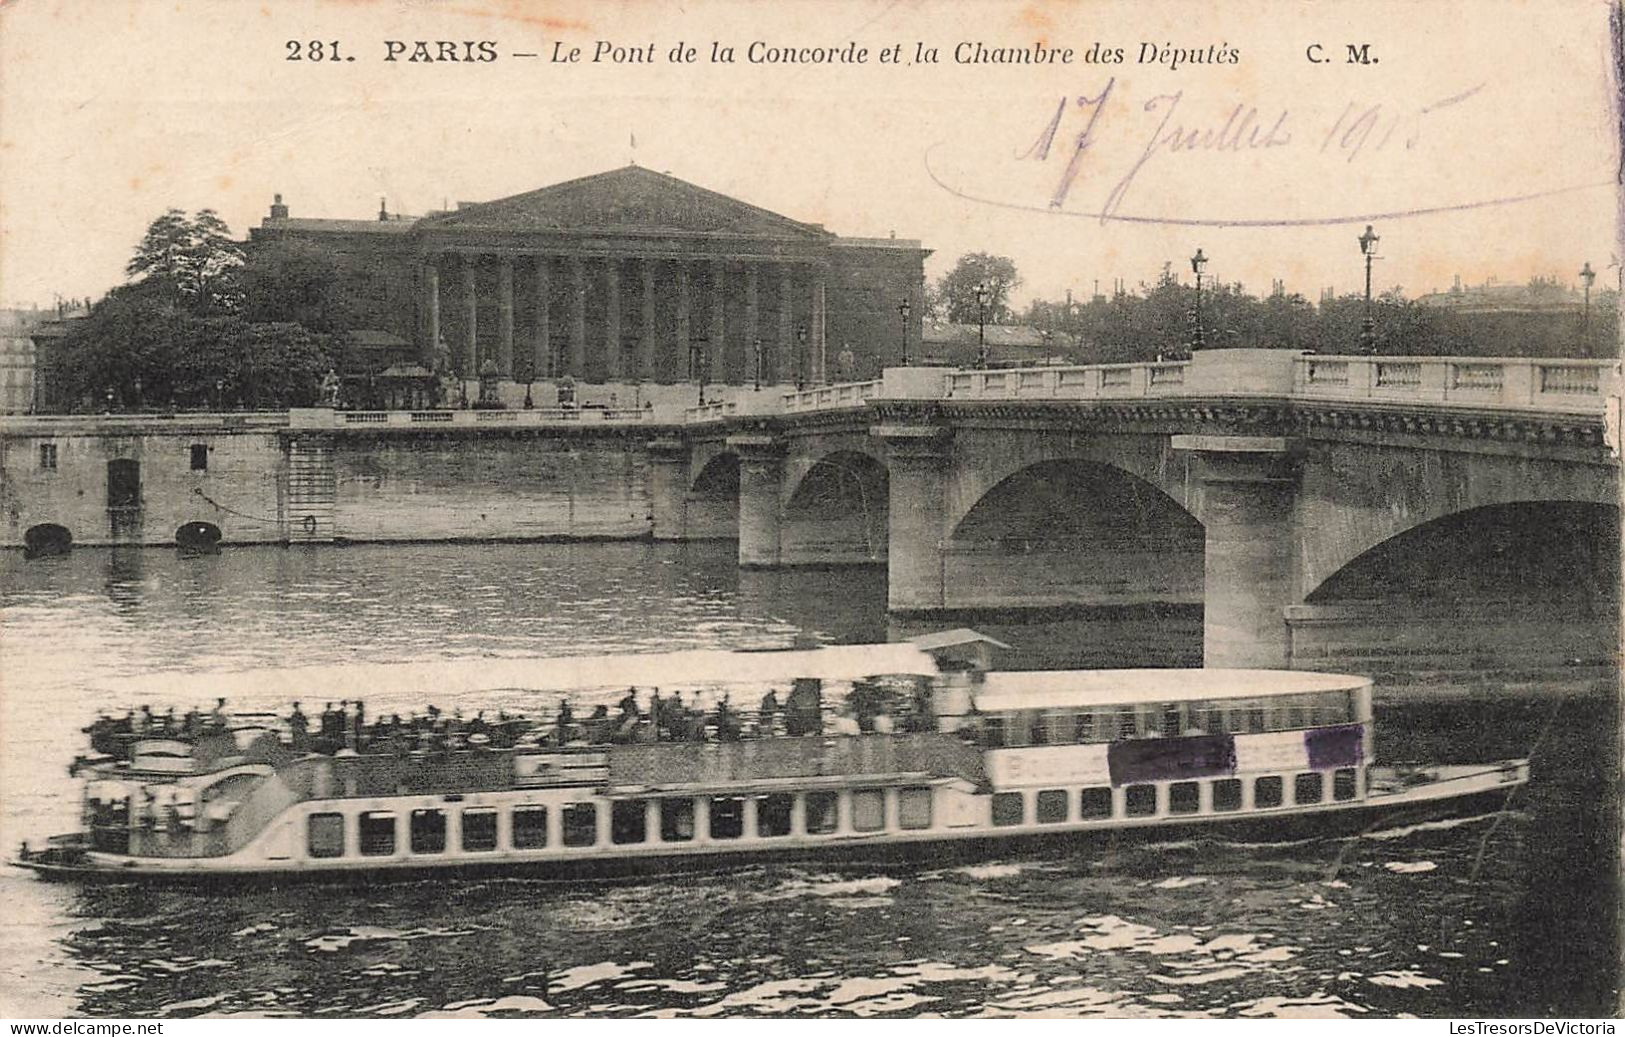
[249,166,929,386]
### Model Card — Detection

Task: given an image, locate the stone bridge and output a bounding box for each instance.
[2,349,1616,671]
[662,350,1619,669]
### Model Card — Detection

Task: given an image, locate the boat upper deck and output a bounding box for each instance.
[972,669,1371,712]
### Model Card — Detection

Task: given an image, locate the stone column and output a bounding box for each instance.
[729,433,785,568]
[1172,435,1302,669]
[568,256,587,378]
[744,263,760,387]
[876,423,952,612]
[645,438,690,541]
[640,259,657,383]
[676,261,692,381]
[423,260,440,365]
[605,259,623,382]
[498,258,515,377]
[533,257,551,378]
[778,266,794,385]
[810,270,827,384]
[709,260,727,385]
[462,259,478,375]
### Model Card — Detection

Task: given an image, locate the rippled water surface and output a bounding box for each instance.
[0,542,1616,1017]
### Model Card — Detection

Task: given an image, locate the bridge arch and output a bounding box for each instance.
[943,457,1204,610]
[23,523,72,559]
[781,450,889,564]
[1297,450,1618,599]
[685,450,739,539]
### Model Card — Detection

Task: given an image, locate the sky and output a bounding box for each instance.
[0,0,1618,311]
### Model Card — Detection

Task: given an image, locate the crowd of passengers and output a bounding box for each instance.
[85,680,941,761]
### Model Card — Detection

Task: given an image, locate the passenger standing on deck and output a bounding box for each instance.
[209,697,228,731]
[352,700,367,751]
[758,688,781,737]
[556,698,574,746]
[289,701,309,752]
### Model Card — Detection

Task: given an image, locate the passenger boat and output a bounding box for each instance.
[12,633,1528,884]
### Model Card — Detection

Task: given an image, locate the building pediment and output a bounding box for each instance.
[420,165,832,241]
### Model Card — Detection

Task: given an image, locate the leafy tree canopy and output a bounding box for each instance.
[937,253,1022,325]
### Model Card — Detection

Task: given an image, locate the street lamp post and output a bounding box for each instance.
[1580,261,1597,357]
[795,324,808,390]
[975,282,991,369]
[1041,329,1054,366]
[690,343,707,406]
[897,298,912,366]
[1189,248,1208,353]
[1358,224,1380,355]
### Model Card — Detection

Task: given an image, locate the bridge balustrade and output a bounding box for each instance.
[1291,355,1617,413]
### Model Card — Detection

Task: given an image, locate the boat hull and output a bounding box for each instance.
[12,773,1521,888]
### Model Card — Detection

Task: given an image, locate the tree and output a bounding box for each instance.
[126,208,245,312]
[238,239,357,333]
[936,253,1021,324]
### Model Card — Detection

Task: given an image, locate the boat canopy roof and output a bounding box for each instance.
[99,643,941,702]
[973,668,1370,712]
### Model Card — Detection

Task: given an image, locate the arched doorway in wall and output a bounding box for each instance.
[23,523,72,559]
[106,459,142,538]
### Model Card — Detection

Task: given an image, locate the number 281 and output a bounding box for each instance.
[286,40,345,61]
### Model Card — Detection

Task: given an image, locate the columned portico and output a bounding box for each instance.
[569,256,587,378]
[461,260,478,373]
[423,263,440,365]
[497,259,514,377]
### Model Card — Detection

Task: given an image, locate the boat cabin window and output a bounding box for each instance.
[1212,778,1243,813]
[757,794,793,838]
[1080,786,1113,819]
[1294,772,1324,806]
[991,792,1024,827]
[982,716,1007,748]
[851,789,885,832]
[1036,789,1069,824]
[1169,781,1200,814]
[898,787,933,830]
[1073,712,1094,743]
[1333,767,1359,801]
[1247,705,1267,735]
[512,805,548,848]
[1117,708,1139,739]
[1161,704,1181,738]
[1125,784,1156,817]
[1254,776,1284,809]
[709,797,745,840]
[307,812,344,858]
[805,792,839,835]
[462,808,498,852]
[611,800,647,844]
[660,799,695,842]
[359,811,396,856]
[562,803,597,847]
[1029,712,1050,746]
[410,809,446,853]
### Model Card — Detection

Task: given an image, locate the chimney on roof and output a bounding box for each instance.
[269,193,288,219]
[379,197,388,222]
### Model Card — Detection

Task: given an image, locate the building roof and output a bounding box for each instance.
[257,217,420,235]
[972,669,1369,712]
[349,329,410,348]
[419,165,834,240]
[921,321,1046,347]
[907,628,1013,651]
[1415,277,1587,313]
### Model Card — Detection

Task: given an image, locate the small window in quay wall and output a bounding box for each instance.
[38,443,57,471]
[190,444,208,471]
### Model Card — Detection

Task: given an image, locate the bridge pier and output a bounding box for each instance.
[876,424,950,613]
[730,434,784,568]
[1175,435,1302,669]
[645,438,690,541]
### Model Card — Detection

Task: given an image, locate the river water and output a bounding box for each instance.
[0,542,1616,1018]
